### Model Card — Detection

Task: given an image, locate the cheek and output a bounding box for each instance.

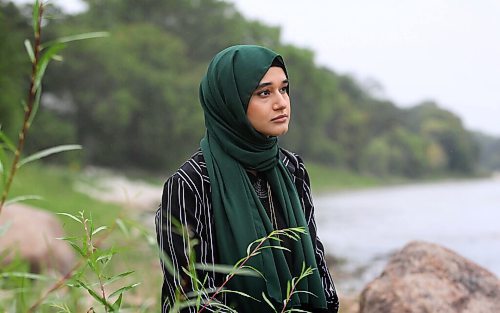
[246,103,263,128]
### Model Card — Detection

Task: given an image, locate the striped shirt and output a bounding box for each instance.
[155,149,339,312]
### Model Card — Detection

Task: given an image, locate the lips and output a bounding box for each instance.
[271,114,288,122]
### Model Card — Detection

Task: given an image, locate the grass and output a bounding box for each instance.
[307,163,384,193]
[305,162,459,194]
[3,162,162,311]
[7,163,122,230]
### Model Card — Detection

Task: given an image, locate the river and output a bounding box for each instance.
[314,176,500,294]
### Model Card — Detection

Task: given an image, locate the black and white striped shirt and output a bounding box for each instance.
[155,149,339,312]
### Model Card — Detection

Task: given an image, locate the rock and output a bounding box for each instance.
[0,203,75,274]
[359,241,500,313]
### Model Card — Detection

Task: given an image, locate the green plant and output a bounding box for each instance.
[172,226,315,313]
[0,0,106,212]
[56,211,139,312]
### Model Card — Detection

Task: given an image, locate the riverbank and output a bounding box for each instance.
[7,163,495,312]
[307,161,493,195]
[315,176,500,302]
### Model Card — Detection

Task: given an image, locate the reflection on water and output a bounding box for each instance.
[314,177,500,294]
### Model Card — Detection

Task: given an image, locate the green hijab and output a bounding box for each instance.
[199,45,327,312]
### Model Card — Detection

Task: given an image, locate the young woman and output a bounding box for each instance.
[156,45,339,313]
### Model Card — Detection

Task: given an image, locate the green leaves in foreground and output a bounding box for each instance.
[58,211,140,312]
[17,145,82,168]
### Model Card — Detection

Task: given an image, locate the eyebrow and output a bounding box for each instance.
[255,79,289,90]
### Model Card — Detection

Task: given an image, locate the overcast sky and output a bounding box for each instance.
[15,0,500,136]
[228,0,500,136]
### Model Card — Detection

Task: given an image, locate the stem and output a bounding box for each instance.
[27,260,83,312]
[0,1,44,213]
[99,275,109,313]
[28,216,121,312]
[280,282,298,313]
[197,239,268,313]
[82,215,109,312]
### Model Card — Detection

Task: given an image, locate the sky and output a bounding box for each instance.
[14,0,500,136]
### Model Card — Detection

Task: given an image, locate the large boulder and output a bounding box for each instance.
[360,241,500,313]
[0,203,75,274]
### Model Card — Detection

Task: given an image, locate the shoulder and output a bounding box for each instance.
[279,148,308,180]
[163,150,209,202]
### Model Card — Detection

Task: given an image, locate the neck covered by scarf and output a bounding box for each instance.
[199,45,327,312]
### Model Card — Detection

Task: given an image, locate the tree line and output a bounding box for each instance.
[1,0,497,177]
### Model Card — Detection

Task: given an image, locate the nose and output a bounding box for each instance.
[272,92,288,111]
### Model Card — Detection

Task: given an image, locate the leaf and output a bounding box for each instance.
[0,271,48,281]
[219,289,260,302]
[145,234,156,246]
[18,144,82,168]
[103,270,135,286]
[96,253,114,264]
[241,265,265,280]
[0,149,7,186]
[24,39,35,63]
[194,263,260,277]
[68,241,85,257]
[108,282,140,299]
[289,290,317,298]
[92,226,108,236]
[57,212,83,224]
[4,195,43,205]
[0,129,16,152]
[49,303,72,313]
[28,86,42,126]
[158,249,177,278]
[112,293,123,311]
[255,245,290,253]
[35,42,66,90]
[115,218,129,237]
[185,286,218,299]
[57,236,79,242]
[261,292,278,312]
[174,298,202,311]
[199,301,238,313]
[76,279,114,310]
[284,309,313,313]
[41,32,110,49]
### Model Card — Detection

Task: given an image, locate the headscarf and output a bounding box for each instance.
[199,45,327,312]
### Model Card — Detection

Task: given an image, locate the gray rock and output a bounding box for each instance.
[360,241,500,313]
[0,204,75,274]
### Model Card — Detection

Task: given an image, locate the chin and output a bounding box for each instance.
[269,128,289,137]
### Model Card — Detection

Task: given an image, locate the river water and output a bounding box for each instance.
[314,176,500,294]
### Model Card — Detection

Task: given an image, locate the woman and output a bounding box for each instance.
[156,45,339,312]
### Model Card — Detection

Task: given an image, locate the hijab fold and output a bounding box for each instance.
[199,45,327,312]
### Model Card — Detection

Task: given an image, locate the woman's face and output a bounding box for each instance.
[246,67,290,137]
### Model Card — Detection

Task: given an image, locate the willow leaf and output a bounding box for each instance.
[18,144,82,168]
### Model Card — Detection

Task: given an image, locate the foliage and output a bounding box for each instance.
[0,1,31,138]
[473,131,500,171]
[0,0,490,178]
[0,1,138,311]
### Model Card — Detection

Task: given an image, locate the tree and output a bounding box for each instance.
[47,23,203,169]
[0,1,32,137]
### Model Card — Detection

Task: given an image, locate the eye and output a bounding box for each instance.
[279,86,288,94]
[257,89,271,96]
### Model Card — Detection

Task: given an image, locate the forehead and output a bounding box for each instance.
[259,67,287,83]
